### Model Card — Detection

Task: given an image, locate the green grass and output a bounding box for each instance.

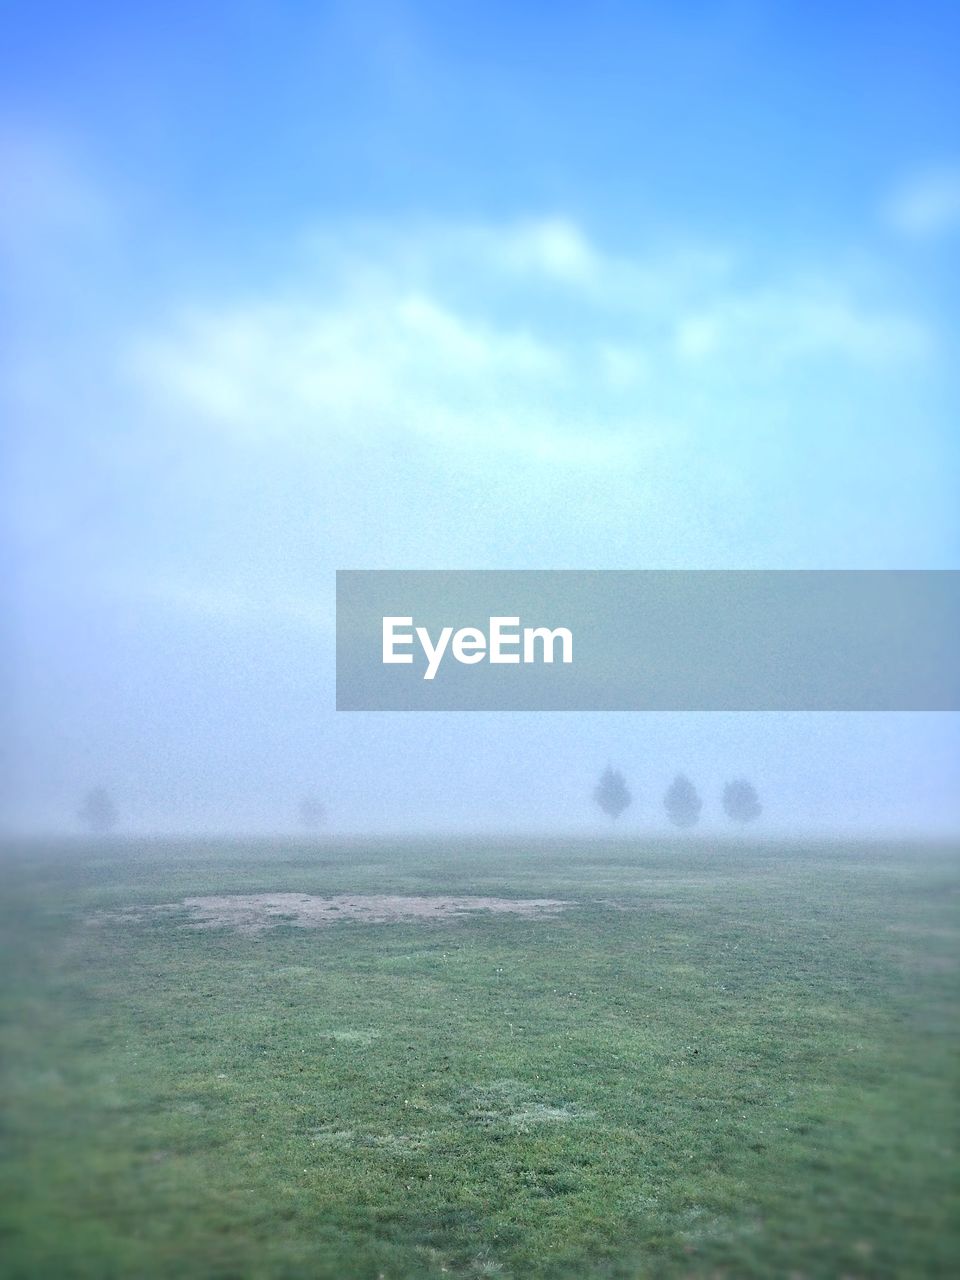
[1,836,957,1278]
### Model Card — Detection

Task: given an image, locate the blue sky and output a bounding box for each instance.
[3,2,959,833]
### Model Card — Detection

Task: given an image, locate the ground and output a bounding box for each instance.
[0,836,957,1278]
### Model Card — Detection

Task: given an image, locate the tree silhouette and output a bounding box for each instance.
[79,787,117,834]
[664,774,701,828]
[723,779,762,823]
[298,796,326,829]
[594,766,632,820]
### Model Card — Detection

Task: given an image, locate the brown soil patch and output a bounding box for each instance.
[170,892,569,934]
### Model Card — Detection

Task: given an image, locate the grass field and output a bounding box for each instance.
[1,836,957,1279]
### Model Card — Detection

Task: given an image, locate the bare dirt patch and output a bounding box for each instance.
[149,893,569,934]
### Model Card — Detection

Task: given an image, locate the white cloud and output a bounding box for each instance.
[885,166,960,238]
[132,215,930,469]
[300,216,732,310]
[488,217,600,283]
[134,285,568,457]
[5,191,952,621]
[675,287,929,367]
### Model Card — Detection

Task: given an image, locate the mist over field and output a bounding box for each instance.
[6,712,960,838]
[3,6,960,841]
[2,4,959,1278]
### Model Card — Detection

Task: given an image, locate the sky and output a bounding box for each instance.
[3,1,959,835]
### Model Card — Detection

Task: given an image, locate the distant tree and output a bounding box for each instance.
[79,787,117,834]
[298,796,326,830]
[594,766,632,820]
[723,779,762,824]
[664,774,701,828]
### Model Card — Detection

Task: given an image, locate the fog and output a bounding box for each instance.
[3,8,959,841]
[8,597,960,834]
